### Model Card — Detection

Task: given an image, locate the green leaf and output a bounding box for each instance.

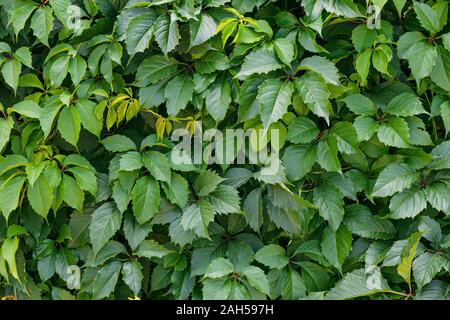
[320,225,352,272]
[154,12,180,56]
[413,253,446,289]
[372,163,417,197]
[135,55,178,87]
[352,25,377,53]
[122,261,143,296]
[313,182,344,231]
[425,183,450,214]
[353,116,379,141]
[31,6,54,47]
[164,73,194,116]
[204,258,234,279]
[134,239,172,259]
[68,56,87,86]
[131,176,160,224]
[101,135,137,152]
[123,213,152,251]
[0,117,14,152]
[9,100,41,118]
[2,59,21,93]
[330,121,359,154]
[316,135,341,173]
[326,269,390,299]
[142,151,171,183]
[180,200,215,238]
[274,38,295,66]
[282,144,316,181]
[61,175,84,212]
[89,202,123,255]
[413,1,440,34]
[258,79,293,129]
[0,176,26,221]
[92,261,122,299]
[205,73,231,122]
[389,189,427,219]
[125,11,157,57]
[344,204,396,240]
[254,244,289,269]
[189,14,217,48]
[1,237,20,280]
[355,49,372,86]
[27,174,54,218]
[341,94,377,116]
[50,55,70,87]
[299,56,340,85]
[235,46,282,79]
[193,170,224,196]
[296,72,331,124]
[287,117,319,144]
[386,93,426,117]
[11,1,37,35]
[205,185,240,214]
[243,266,270,295]
[162,172,189,208]
[57,107,81,147]
[377,117,410,148]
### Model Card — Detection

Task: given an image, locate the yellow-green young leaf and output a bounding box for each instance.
[397,231,424,287]
[1,236,20,280]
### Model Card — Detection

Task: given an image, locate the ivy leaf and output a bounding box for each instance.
[154,12,180,56]
[320,225,352,273]
[57,107,81,147]
[287,117,319,144]
[134,240,172,259]
[89,202,123,255]
[0,117,14,152]
[92,261,122,299]
[31,7,54,47]
[204,258,234,279]
[162,172,189,208]
[193,170,224,197]
[389,189,427,219]
[298,56,340,85]
[235,46,282,79]
[385,93,426,117]
[164,73,194,116]
[296,72,331,124]
[372,163,418,197]
[101,135,137,153]
[258,79,293,130]
[254,244,289,269]
[316,135,341,173]
[205,73,231,122]
[121,261,143,296]
[242,266,270,296]
[1,237,20,280]
[180,200,216,238]
[2,59,21,93]
[0,176,26,221]
[125,11,158,57]
[131,176,160,224]
[413,1,440,34]
[341,94,377,116]
[142,151,171,183]
[189,14,217,48]
[27,174,54,218]
[313,182,345,231]
[377,117,410,148]
[412,252,446,289]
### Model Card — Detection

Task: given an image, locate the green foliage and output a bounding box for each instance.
[0,0,449,301]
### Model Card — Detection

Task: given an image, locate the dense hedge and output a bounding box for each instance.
[0,0,449,300]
